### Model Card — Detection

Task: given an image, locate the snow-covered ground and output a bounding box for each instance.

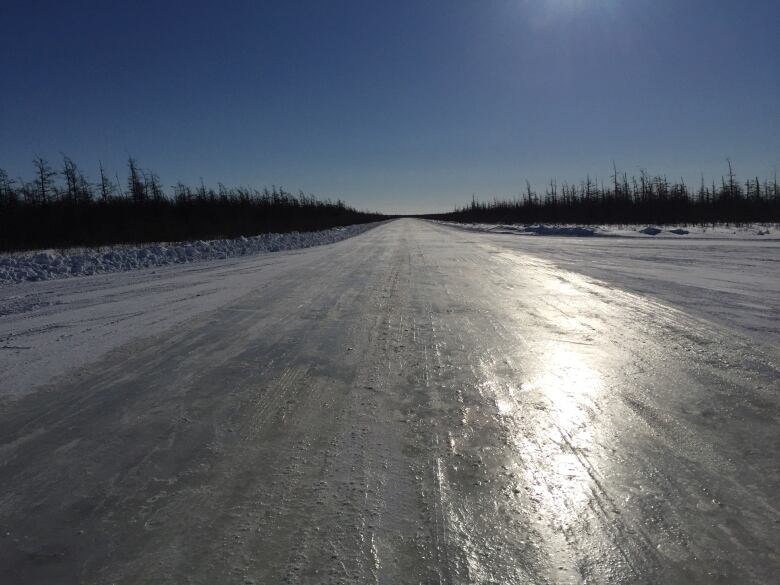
[441,221,779,239]
[0,226,388,397]
[438,221,780,345]
[1,219,778,584]
[0,222,382,285]
[2,218,777,398]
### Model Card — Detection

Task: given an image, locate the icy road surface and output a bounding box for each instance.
[0,219,778,584]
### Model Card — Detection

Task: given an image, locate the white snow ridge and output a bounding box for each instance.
[0,222,382,285]
[439,221,777,239]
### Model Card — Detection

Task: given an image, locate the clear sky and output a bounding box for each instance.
[1,0,778,213]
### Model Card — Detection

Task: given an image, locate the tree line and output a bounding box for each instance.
[0,156,383,252]
[425,161,779,226]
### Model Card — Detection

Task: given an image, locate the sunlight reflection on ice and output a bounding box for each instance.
[534,343,601,429]
[483,339,605,531]
[526,341,603,527]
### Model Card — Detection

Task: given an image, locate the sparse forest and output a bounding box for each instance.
[2,156,778,253]
[427,162,779,226]
[0,156,383,252]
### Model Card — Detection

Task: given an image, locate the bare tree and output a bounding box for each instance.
[0,169,15,204]
[98,161,113,201]
[77,170,93,203]
[62,155,93,204]
[610,160,618,196]
[32,156,56,203]
[726,157,738,198]
[62,155,79,204]
[147,171,163,201]
[127,157,145,202]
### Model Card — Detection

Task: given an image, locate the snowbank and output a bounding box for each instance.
[443,224,598,237]
[0,222,382,285]
[439,222,778,240]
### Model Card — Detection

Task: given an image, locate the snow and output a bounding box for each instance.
[437,221,780,345]
[0,222,382,285]
[2,219,778,583]
[3,218,778,403]
[439,221,780,240]
[0,225,391,398]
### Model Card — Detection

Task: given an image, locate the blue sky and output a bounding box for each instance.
[1,0,778,213]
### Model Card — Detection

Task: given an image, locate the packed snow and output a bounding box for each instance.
[438,222,780,345]
[2,219,778,584]
[3,218,778,401]
[0,225,394,396]
[0,222,382,285]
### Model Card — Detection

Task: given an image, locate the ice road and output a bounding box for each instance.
[0,219,778,584]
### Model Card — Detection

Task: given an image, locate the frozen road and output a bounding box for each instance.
[1,219,778,584]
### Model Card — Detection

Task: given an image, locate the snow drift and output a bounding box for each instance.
[440,221,776,240]
[0,222,382,285]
